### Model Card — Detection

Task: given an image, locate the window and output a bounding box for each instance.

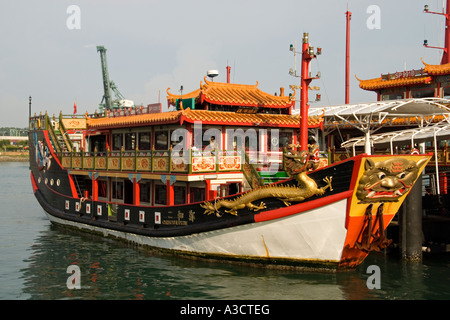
[443,86,450,98]
[139,181,151,203]
[155,184,167,205]
[268,130,291,151]
[174,186,186,205]
[381,92,404,101]
[226,128,258,152]
[125,133,136,150]
[190,187,205,203]
[411,88,435,98]
[90,135,107,153]
[155,131,168,150]
[98,180,107,198]
[112,181,123,200]
[112,133,123,151]
[192,128,222,150]
[280,133,291,149]
[138,132,151,150]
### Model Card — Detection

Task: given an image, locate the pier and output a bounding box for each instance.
[0,151,29,162]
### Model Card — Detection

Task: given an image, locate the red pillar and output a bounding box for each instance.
[440,172,448,194]
[345,10,352,104]
[300,33,313,151]
[205,179,211,200]
[222,125,226,150]
[92,175,98,201]
[442,0,450,64]
[226,65,231,83]
[186,123,192,149]
[166,177,174,205]
[292,130,298,146]
[133,178,140,206]
[205,179,217,200]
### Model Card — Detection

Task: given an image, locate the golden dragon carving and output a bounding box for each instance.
[200,144,333,217]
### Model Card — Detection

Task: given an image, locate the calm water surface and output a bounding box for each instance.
[1,162,450,301]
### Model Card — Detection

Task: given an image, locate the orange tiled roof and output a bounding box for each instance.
[167,77,295,109]
[422,59,450,75]
[357,59,450,91]
[87,110,181,129]
[180,109,321,127]
[87,109,322,129]
[357,75,433,90]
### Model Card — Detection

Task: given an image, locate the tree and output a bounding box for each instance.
[0,140,11,150]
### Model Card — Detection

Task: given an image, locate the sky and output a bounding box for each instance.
[0,0,448,128]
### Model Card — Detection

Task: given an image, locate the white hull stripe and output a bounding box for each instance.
[45,199,348,263]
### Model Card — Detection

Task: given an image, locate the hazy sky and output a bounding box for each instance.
[0,0,447,127]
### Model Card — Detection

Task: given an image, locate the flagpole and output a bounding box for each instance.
[73,99,77,117]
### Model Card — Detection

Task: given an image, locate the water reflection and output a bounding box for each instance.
[5,162,450,300]
[19,224,396,300]
[356,253,450,300]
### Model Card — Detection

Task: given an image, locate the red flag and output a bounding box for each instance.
[73,101,77,114]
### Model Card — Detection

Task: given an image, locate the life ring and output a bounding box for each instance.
[410,148,420,155]
[312,148,320,162]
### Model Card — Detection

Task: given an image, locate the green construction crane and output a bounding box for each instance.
[97,45,112,112]
[97,45,132,112]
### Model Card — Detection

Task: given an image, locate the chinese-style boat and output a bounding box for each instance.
[28,39,431,271]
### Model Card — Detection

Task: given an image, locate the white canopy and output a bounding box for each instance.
[297,98,450,194]
[341,123,450,149]
[308,97,450,119]
[304,98,450,154]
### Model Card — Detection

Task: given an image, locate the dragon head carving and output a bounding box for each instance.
[356,157,428,203]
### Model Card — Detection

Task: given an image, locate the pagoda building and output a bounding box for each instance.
[357,59,450,101]
[83,76,323,207]
[166,77,296,114]
[162,76,323,151]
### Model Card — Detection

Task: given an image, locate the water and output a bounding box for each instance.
[1,162,450,302]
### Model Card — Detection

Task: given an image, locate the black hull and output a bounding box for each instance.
[30,130,355,239]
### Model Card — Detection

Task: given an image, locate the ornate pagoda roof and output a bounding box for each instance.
[166,77,295,109]
[422,59,450,75]
[357,75,433,90]
[357,59,450,91]
[87,108,322,130]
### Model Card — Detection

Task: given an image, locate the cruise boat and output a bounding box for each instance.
[28,41,430,271]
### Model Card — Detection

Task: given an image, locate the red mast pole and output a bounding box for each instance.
[345,10,352,104]
[226,65,231,83]
[424,1,450,64]
[443,0,450,64]
[300,33,314,152]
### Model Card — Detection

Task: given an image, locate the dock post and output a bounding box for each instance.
[400,176,423,262]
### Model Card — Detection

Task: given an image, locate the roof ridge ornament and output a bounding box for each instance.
[421,57,430,66]
[203,76,259,88]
